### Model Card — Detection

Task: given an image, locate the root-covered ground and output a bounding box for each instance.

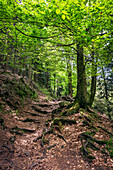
[0,73,113,170]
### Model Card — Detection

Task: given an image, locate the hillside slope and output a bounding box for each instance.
[0,72,113,170]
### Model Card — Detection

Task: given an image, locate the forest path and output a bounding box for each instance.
[0,94,113,170]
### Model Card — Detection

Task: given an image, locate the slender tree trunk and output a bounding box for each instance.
[68,70,72,97]
[45,62,51,91]
[0,54,3,68]
[56,79,59,97]
[4,40,8,73]
[89,48,97,107]
[102,66,111,120]
[12,52,16,74]
[12,29,17,74]
[67,56,73,97]
[46,71,51,90]
[53,73,56,95]
[89,76,96,107]
[76,43,87,108]
[4,55,8,73]
[29,63,32,85]
[34,72,37,82]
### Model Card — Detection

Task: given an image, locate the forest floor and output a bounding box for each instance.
[0,72,113,170]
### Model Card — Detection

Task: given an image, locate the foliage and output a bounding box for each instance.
[0,0,113,116]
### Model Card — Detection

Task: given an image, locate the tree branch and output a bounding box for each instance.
[15,27,58,39]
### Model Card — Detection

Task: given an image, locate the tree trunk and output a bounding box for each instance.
[4,40,8,73]
[46,71,51,89]
[53,73,56,95]
[45,62,51,91]
[76,43,87,108]
[89,76,96,107]
[67,56,73,97]
[12,29,17,74]
[29,64,32,85]
[102,66,111,120]
[4,55,8,73]
[34,72,37,82]
[89,48,97,107]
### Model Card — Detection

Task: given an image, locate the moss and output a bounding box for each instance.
[60,110,67,116]
[79,108,85,112]
[87,108,100,120]
[106,137,113,158]
[53,118,62,125]
[53,118,76,126]
[43,139,49,144]
[67,102,80,115]
[87,155,96,160]
[83,131,96,136]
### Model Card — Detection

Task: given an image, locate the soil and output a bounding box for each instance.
[0,73,113,170]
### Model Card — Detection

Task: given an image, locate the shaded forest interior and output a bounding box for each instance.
[0,0,113,169]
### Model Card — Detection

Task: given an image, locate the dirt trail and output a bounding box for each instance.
[0,94,113,170]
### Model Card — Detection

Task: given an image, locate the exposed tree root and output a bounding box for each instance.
[53,118,76,125]
[53,132,67,143]
[87,106,100,119]
[97,125,113,136]
[34,126,67,147]
[33,116,76,147]
[24,111,44,117]
[61,96,74,102]
[79,131,113,160]
[33,128,53,143]
[87,140,100,151]
[80,133,109,144]
[52,106,65,119]
[60,102,79,116]
[32,106,49,114]
[43,144,56,155]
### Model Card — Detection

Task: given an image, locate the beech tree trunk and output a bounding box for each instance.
[76,43,87,108]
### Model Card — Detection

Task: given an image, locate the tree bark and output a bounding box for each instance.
[53,73,56,95]
[102,66,111,120]
[76,43,87,108]
[66,56,73,97]
[89,48,97,107]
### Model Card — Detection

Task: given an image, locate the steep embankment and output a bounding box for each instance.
[0,72,113,169]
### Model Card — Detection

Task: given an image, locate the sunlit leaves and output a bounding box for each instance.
[56,9,60,14]
[62,14,65,20]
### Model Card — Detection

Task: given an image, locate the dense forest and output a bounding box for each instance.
[0,0,113,169]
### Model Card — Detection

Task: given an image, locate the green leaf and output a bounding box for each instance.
[56,9,60,14]
[62,14,65,20]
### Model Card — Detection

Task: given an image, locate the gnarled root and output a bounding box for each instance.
[79,132,113,160]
